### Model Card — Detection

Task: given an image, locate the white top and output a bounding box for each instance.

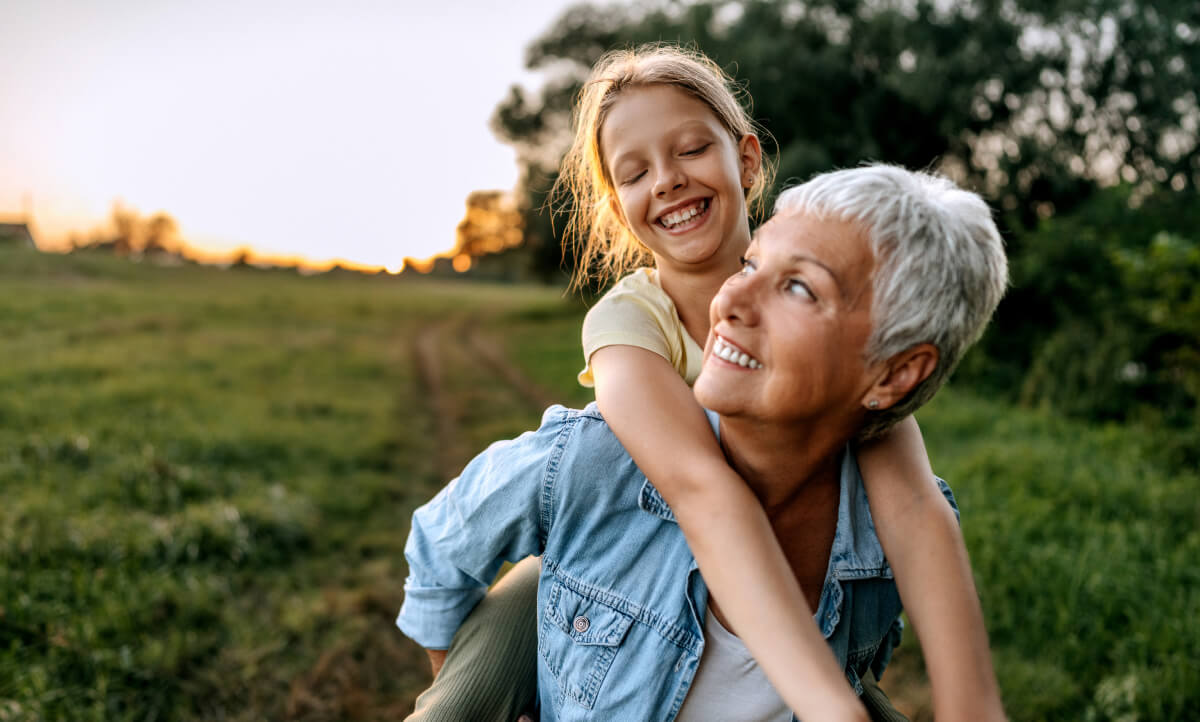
[675,609,792,722]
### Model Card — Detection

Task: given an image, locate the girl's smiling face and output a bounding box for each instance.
[599,84,760,277]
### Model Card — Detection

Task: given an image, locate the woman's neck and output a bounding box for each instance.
[717,416,850,515]
[717,416,848,590]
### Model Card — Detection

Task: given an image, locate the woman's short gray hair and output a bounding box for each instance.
[774,164,1008,439]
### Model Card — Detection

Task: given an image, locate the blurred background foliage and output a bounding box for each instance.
[491,0,1199,456]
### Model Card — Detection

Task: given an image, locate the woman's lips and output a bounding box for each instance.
[712,334,762,369]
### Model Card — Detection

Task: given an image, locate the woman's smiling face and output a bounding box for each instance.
[693,210,879,426]
[599,84,758,275]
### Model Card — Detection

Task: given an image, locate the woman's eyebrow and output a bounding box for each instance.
[787,253,843,294]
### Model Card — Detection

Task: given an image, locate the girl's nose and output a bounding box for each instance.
[652,163,687,197]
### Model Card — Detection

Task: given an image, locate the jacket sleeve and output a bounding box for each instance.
[396,406,571,649]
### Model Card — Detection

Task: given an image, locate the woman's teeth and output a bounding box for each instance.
[713,337,762,369]
[659,199,709,229]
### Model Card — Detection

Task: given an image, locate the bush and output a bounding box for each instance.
[964,187,1200,439]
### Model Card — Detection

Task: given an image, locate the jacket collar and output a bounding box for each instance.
[636,442,893,582]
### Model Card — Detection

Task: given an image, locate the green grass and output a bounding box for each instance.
[0,248,569,720]
[894,391,1200,720]
[1,245,1197,720]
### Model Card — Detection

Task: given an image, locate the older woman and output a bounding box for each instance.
[397,164,1007,721]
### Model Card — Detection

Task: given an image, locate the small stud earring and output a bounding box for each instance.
[867,399,880,410]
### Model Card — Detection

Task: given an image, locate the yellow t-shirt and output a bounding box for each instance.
[578,268,705,388]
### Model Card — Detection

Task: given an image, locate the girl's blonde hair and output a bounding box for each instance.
[554,44,775,290]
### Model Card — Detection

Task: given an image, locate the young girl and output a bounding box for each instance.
[407,45,1005,721]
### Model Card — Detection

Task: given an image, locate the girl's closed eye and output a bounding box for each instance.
[681,142,712,156]
[621,169,647,185]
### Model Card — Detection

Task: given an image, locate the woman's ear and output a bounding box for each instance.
[738,134,763,189]
[862,344,939,411]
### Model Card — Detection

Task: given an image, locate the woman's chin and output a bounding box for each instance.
[692,374,738,415]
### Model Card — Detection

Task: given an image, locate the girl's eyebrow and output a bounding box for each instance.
[607,150,641,170]
[606,123,720,174]
[671,119,716,134]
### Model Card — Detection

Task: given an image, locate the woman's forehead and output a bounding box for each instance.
[757,212,871,268]
[754,212,875,297]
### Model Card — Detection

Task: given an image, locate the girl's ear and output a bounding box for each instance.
[861,343,939,411]
[738,134,763,189]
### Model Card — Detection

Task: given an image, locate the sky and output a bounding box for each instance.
[0,0,580,270]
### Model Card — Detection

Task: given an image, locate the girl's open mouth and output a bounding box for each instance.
[656,198,711,232]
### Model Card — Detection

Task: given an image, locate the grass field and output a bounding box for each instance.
[2,245,1197,721]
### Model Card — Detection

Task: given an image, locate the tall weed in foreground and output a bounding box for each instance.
[915,390,1200,720]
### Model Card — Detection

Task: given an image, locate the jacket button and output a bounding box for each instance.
[573,615,590,633]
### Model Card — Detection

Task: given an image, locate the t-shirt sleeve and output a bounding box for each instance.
[577,278,682,388]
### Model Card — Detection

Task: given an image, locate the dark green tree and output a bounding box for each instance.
[493,0,1197,270]
[491,0,1198,425]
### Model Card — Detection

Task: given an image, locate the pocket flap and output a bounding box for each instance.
[545,580,633,648]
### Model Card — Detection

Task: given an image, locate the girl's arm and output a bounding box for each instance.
[591,344,869,722]
[858,417,1007,721]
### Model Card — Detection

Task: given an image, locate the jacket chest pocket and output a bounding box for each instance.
[538,580,634,710]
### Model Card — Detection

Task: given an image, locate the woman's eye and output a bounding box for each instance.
[786,279,814,300]
[738,256,757,275]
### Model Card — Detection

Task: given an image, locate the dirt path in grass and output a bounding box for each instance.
[413,315,558,481]
[413,317,467,482]
[465,321,559,412]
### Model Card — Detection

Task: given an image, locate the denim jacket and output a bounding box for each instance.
[398,404,958,722]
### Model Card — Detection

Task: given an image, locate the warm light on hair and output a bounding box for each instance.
[774,164,1009,439]
[554,44,775,289]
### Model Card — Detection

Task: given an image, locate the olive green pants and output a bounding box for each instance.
[406,556,908,722]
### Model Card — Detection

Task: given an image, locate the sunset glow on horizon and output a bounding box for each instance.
[0,0,576,271]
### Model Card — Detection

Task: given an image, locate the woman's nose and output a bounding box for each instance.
[714,272,761,326]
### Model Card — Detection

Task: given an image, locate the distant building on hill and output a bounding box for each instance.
[0,221,36,249]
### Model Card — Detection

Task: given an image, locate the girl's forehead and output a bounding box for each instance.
[600,86,728,159]
[604,85,723,134]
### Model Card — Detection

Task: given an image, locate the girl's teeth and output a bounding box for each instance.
[662,201,706,228]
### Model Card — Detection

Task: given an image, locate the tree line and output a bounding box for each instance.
[489,0,1199,450]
